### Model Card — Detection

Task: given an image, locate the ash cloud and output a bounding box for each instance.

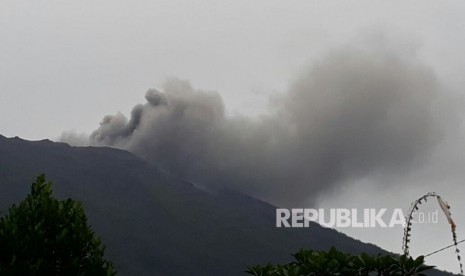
[62,46,453,207]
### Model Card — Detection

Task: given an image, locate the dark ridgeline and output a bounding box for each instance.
[0,136,455,276]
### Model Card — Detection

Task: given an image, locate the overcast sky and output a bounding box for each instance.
[2,0,464,140]
[2,1,465,273]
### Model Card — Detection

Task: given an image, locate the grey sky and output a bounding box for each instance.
[2,0,465,273]
[2,0,464,140]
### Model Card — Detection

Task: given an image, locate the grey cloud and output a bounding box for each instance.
[62,46,453,207]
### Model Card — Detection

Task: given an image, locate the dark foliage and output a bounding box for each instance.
[247,247,435,276]
[0,175,115,275]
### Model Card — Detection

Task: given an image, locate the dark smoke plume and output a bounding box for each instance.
[62,47,452,207]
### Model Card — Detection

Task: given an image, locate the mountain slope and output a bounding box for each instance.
[0,135,453,275]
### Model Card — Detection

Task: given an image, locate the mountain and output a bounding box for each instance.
[0,135,454,275]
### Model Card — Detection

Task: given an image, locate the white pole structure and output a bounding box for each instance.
[402,192,463,275]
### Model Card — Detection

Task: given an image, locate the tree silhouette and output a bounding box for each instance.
[247,247,434,276]
[0,175,116,275]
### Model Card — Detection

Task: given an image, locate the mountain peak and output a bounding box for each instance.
[0,136,453,275]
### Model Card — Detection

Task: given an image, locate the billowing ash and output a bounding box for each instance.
[62,47,453,207]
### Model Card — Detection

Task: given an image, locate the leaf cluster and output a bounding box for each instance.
[246,247,434,276]
[0,175,116,275]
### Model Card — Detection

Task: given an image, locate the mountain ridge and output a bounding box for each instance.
[0,135,454,275]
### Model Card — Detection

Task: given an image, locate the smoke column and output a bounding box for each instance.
[63,46,452,207]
